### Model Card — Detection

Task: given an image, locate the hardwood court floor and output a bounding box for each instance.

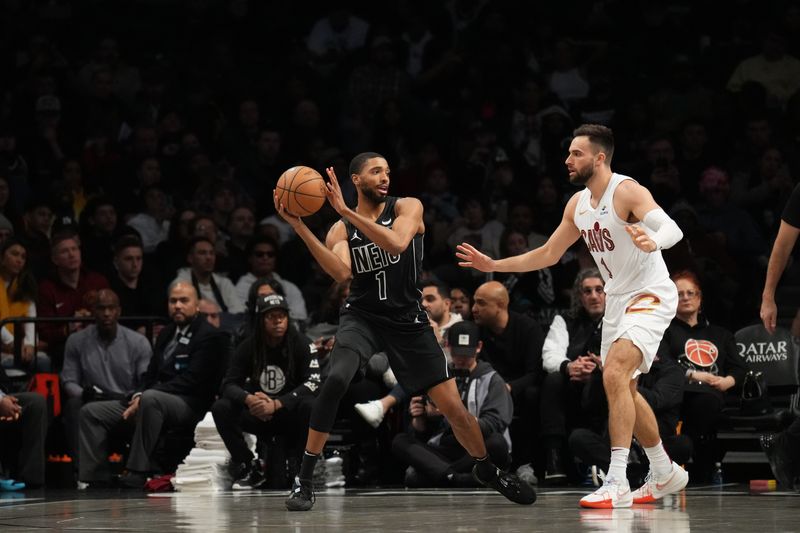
[0,484,797,532]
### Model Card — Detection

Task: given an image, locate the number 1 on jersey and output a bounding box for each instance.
[375,270,388,300]
[600,257,613,279]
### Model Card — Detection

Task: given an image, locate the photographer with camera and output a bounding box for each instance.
[61,289,153,474]
[539,269,606,484]
[391,321,513,488]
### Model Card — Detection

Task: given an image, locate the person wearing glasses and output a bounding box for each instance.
[656,270,748,482]
[235,236,307,324]
[540,268,606,485]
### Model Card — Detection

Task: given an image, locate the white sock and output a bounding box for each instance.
[643,440,673,477]
[607,447,629,483]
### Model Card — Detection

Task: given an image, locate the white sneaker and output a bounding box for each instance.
[580,475,633,509]
[354,400,385,428]
[631,462,688,504]
[382,367,398,388]
[515,463,538,486]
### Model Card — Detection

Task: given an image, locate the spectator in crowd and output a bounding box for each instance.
[449,286,473,321]
[173,237,244,315]
[697,166,767,257]
[420,164,460,264]
[392,321,513,487]
[198,299,222,329]
[19,199,53,279]
[108,235,162,322]
[153,208,196,287]
[207,182,238,235]
[189,214,230,272]
[658,270,747,482]
[733,146,794,238]
[212,294,318,489]
[126,186,172,254]
[26,95,73,187]
[0,150,27,220]
[225,206,256,283]
[79,281,229,488]
[471,281,544,481]
[234,236,305,322]
[79,196,123,276]
[421,281,462,346]
[37,229,109,363]
[447,197,504,263]
[307,279,349,332]
[496,228,559,329]
[0,214,14,244]
[235,127,289,202]
[540,269,605,485]
[727,31,800,109]
[62,289,152,477]
[307,8,370,76]
[0,363,47,488]
[0,238,47,373]
[77,37,141,106]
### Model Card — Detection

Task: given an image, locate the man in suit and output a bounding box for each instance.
[0,367,48,487]
[78,281,229,488]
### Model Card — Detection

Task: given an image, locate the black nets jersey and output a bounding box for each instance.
[343,197,425,316]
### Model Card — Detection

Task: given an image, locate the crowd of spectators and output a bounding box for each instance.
[1,0,800,490]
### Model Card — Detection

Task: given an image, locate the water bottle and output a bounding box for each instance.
[711,462,724,485]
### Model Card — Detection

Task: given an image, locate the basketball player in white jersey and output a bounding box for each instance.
[456,124,689,508]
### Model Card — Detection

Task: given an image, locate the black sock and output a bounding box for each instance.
[299,451,319,483]
[474,455,497,480]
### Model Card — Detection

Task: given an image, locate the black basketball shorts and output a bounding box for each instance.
[334,307,451,395]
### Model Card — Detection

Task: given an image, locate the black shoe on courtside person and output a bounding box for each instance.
[285,477,315,511]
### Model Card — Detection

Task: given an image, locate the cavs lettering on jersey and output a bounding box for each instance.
[573,173,670,295]
[344,196,425,314]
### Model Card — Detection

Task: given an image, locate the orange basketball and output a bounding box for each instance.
[275,166,327,217]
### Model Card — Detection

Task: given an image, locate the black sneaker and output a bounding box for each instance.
[760,433,796,490]
[544,448,567,486]
[285,477,315,511]
[232,458,266,490]
[473,464,537,505]
[118,471,148,490]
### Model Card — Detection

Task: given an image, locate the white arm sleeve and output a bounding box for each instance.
[642,208,683,250]
[542,315,570,374]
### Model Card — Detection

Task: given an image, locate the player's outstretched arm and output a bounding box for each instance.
[274,191,352,283]
[325,167,422,255]
[457,193,581,273]
[619,181,683,253]
[761,220,800,333]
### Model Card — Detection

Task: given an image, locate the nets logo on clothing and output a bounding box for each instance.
[580,221,615,253]
[259,365,286,394]
[351,242,400,274]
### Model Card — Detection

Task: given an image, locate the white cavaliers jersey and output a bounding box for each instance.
[573,173,670,295]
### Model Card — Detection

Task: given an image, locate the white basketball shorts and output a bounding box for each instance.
[600,277,678,378]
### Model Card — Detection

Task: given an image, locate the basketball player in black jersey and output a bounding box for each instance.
[274,152,535,510]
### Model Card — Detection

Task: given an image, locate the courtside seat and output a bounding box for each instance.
[719,324,798,431]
